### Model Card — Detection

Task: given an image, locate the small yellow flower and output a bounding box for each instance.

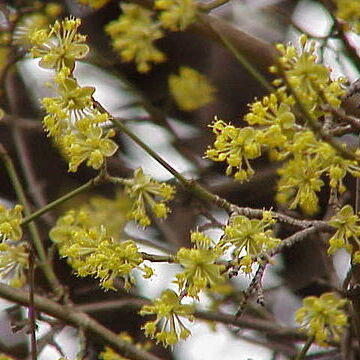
[219,211,279,273]
[295,292,348,346]
[174,231,225,298]
[105,3,165,73]
[123,168,175,227]
[0,205,23,242]
[0,242,28,288]
[30,17,89,71]
[139,289,194,347]
[169,67,215,111]
[327,205,360,262]
[155,0,197,31]
[13,13,50,48]
[205,119,261,182]
[62,123,118,172]
[272,35,345,118]
[50,209,144,290]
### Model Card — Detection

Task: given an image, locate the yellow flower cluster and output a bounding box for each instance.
[50,209,151,290]
[123,168,175,227]
[105,3,165,73]
[30,17,89,71]
[219,211,280,273]
[205,119,261,181]
[140,289,194,347]
[0,204,28,288]
[29,18,118,172]
[206,35,357,214]
[12,3,62,49]
[327,205,360,262]
[105,0,197,72]
[169,67,215,111]
[295,292,348,346]
[79,191,131,239]
[155,0,197,31]
[271,35,346,117]
[174,231,225,298]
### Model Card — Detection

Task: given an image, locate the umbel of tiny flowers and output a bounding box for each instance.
[219,211,280,274]
[205,118,261,182]
[295,292,348,346]
[168,67,215,111]
[155,0,197,31]
[0,205,27,288]
[29,16,89,71]
[0,205,23,243]
[50,209,150,290]
[0,242,28,288]
[41,67,99,137]
[174,231,226,299]
[139,289,194,347]
[105,3,166,73]
[123,168,175,227]
[13,3,62,48]
[61,117,118,172]
[270,34,346,118]
[327,205,360,263]
[40,67,118,172]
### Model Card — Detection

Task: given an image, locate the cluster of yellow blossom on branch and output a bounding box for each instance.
[104,1,214,112]
[2,2,359,356]
[206,35,360,215]
[205,33,358,350]
[0,205,27,288]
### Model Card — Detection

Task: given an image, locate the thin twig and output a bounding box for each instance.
[0,283,161,360]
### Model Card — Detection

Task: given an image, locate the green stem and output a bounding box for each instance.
[198,14,274,94]
[0,144,62,296]
[111,118,233,211]
[0,283,161,360]
[295,336,314,360]
[22,178,97,226]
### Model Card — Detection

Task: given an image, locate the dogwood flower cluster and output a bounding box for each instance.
[168,67,215,111]
[105,3,166,73]
[29,18,118,172]
[29,17,89,71]
[123,168,175,227]
[105,0,197,72]
[139,289,194,347]
[327,205,360,262]
[219,211,280,273]
[155,0,197,31]
[174,231,226,298]
[12,3,62,48]
[50,209,152,290]
[0,205,28,287]
[295,292,348,346]
[206,35,358,214]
